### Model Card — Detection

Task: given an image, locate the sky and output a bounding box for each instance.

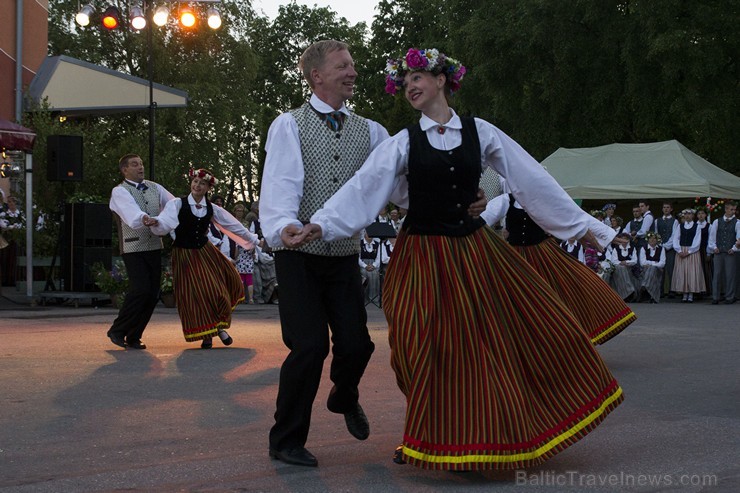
[253,0,381,25]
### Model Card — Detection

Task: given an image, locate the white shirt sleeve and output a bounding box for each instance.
[150,197,181,236]
[707,220,718,253]
[686,224,702,255]
[637,213,654,238]
[212,204,259,244]
[110,186,148,229]
[480,194,510,227]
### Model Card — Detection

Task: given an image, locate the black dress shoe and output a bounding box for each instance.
[393,445,406,465]
[269,447,318,467]
[127,341,147,350]
[724,298,736,305]
[712,300,719,305]
[344,402,370,440]
[201,339,213,349]
[107,332,126,348]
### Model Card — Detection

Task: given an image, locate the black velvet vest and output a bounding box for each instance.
[679,222,698,247]
[645,246,663,262]
[173,197,212,249]
[402,117,485,236]
[505,195,548,246]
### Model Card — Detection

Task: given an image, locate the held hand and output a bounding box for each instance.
[142,215,159,227]
[366,264,376,272]
[280,224,307,248]
[467,188,487,218]
[579,229,604,253]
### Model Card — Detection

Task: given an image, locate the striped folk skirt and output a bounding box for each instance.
[671,251,706,293]
[382,228,623,471]
[639,265,663,303]
[172,242,245,342]
[511,238,635,344]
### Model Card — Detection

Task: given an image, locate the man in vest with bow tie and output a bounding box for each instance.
[107,154,174,349]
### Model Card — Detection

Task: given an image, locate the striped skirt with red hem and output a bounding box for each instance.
[172,242,245,342]
[511,238,636,344]
[382,228,623,471]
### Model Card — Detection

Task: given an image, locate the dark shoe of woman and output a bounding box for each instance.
[218,330,233,346]
[201,339,213,349]
[393,445,406,465]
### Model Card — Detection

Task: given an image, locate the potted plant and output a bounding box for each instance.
[160,267,175,308]
[90,260,128,308]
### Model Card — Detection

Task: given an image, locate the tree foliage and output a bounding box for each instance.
[31,0,740,228]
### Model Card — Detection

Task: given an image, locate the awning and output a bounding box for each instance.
[0,119,36,152]
[27,55,188,116]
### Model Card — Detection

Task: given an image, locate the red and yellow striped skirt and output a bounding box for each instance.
[511,238,635,344]
[382,228,623,471]
[172,242,245,342]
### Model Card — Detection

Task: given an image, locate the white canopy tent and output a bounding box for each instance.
[541,140,740,200]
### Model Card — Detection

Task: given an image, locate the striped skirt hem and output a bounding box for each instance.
[512,239,636,345]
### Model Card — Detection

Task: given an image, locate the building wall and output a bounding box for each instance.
[0,0,49,122]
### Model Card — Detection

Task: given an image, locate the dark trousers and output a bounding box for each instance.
[108,250,161,343]
[661,248,676,294]
[269,250,375,450]
[712,252,737,301]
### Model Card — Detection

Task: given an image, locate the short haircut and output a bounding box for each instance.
[638,200,649,207]
[726,200,737,208]
[299,40,349,88]
[119,154,140,173]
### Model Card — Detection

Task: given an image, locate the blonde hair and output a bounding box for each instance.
[299,40,349,88]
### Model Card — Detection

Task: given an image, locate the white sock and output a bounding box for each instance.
[218,331,230,341]
[687,293,693,301]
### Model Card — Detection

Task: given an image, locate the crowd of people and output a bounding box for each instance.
[560,201,740,305]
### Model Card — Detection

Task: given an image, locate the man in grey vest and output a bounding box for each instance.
[107,154,174,348]
[654,201,679,297]
[259,40,388,468]
[708,201,740,304]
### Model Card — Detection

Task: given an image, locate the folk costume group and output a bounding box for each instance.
[108,41,639,473]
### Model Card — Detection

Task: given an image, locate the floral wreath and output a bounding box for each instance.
[680,208,696,216]
[590,209,605,218]
[385,48,467,95]
[645,231,662,243]
[188,167,218,186]
[602,203,616,211]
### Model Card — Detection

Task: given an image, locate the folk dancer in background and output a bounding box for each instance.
[107,154,175,350]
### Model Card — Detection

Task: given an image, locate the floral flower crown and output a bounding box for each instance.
[384,48,467,95]
[590,209,605,218]
[188,167,218,186]
[645,231,662,242]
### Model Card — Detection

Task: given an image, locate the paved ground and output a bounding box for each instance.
[0,294,737,492]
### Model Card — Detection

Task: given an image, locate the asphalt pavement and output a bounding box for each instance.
[0,294,738,492]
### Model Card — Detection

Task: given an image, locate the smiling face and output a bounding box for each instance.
[404,70,446,111]
[190,177,211,202]
[311,49,357,109]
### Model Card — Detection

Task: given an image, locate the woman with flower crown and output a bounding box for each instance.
[150,168,258,348]
[294,48,627,471]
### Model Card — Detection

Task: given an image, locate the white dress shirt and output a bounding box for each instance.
[707,215,740,253]
[151,194,258,246]
[311,110,615,248]
[109,180,174,229]
[640,245,666,268]
[611,245,637,266]
[259,94,391,249]
[358,238,381,269]
[636,211,654,240]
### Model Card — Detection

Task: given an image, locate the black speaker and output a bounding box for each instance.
[62,203,113,291]
[65,203,112,246]
[47,135,83,182]
[63,247,112,292]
